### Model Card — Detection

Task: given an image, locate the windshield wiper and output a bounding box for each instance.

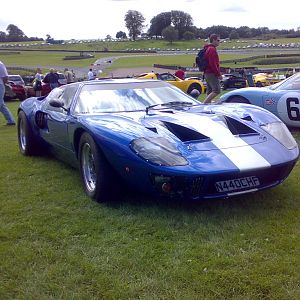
[146,101,194,114]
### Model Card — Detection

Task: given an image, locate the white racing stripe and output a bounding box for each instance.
[175,113,271,171]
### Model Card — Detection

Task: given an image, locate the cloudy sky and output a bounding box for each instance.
[0,0,299,40]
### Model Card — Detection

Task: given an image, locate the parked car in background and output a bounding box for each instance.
[4,75,27,100]
[219,72,300,128]
[8,75,25,86]
[253,73,285,87]
[136,72,205,95]
[26,72,67,97]
[17,79,298,202]
[220,74,247,90]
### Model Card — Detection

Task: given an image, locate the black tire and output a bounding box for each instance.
[220,81,226,90]
[79,132,118,202]
[187,83,202,95]
[256,81,263,87]
[227,96,250,104]
[17,110,40,156]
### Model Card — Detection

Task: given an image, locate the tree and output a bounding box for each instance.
[116,31,127,39]
[229,30,239,40]
[162,26,178,44]
[46,34,53,43]
[6,24,26,42]
[237,26,252,38]
[148,12,171,38]
[0,31,6,42]
[183,31,195,40]
[170,10,193,39]
[124,10,145,41]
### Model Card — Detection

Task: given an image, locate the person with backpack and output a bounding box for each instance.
[202,34,222,104]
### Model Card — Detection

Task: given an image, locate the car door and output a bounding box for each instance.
[40,85,78,153]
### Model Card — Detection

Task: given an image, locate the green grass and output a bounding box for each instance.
[0,101,299,299]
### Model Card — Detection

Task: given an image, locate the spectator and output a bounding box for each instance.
[71,69,76,81]
[43,68,59,90]
[64,68,74,84]
[87,68,94,80]
[33,68,42,96]
[203,34,222,104]
[175,67,185,80]
[0,60,15,125]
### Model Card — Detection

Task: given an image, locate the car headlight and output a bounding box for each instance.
[261,122,297,150]
[130,137,188,166]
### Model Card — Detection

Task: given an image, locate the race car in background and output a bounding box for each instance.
[136,72,205,96]
[219,72,300,128]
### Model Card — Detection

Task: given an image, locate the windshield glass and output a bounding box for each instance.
[269,72,300,91]
[74,82,199,114]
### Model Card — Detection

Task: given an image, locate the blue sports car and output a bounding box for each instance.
[17,79,299,202]
[220,72,300,128]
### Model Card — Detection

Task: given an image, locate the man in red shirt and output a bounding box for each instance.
[203,34,222,104]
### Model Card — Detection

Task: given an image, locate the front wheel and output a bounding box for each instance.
[79,133,118,202]
[18,110,39,156]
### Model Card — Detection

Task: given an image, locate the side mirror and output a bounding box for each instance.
[49,99,64,108]
[49,99,68,112]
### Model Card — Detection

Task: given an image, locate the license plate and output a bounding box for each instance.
[215,176,260,192]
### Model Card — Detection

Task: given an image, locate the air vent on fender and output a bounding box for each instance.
[163,121,210,142]
[222,115,258,136]
[35,111,47,129]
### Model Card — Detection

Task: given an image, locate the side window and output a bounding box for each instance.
[60,84,78,109]
[44,88,64,112]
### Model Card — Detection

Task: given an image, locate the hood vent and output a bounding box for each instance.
[163,121,210,142]
[222,116,258,135]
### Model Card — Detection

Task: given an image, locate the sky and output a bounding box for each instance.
[0,0,299,40]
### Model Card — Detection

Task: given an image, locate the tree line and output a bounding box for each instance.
[0,24,43,43]
[120,10,300,42]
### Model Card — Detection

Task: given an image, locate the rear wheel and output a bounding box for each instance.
[79,132,119,202]
[227,96,250,104]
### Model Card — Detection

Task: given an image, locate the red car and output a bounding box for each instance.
[4,75,27,101]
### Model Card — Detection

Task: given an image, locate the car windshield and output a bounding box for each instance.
[269,72,300,91]
[74,81,199,114]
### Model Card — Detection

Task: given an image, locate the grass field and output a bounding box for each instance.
[1,37,300,77]
[0,100,299,299]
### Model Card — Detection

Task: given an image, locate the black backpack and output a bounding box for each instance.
[195,48,208,71]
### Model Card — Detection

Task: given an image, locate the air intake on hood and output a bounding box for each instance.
[163,121,210,142]
[222,116,258,135]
